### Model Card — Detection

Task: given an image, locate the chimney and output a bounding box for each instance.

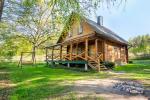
[97,16,103,26]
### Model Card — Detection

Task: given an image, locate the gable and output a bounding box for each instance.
[57,19,95,43]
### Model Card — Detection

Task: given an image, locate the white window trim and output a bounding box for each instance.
[78,22,83,34]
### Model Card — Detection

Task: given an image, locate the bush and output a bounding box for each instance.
[128,61,133,64]
[101,61,115,69]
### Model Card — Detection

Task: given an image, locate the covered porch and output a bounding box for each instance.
[45,34,106,71]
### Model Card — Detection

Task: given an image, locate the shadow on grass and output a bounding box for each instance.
[0,62,108,100]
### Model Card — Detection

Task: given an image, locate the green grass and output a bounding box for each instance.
[0,60,150,100]
[114,60,150,88]
[114,60,150,80]
[0,63,107,100]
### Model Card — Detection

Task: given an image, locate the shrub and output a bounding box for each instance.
[101,61,115,69]
[128,60,133,64]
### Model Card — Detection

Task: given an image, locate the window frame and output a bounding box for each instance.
[68,28,72,37]
[78,22,83,34]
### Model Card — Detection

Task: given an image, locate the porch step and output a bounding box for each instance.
[88,60,108,71]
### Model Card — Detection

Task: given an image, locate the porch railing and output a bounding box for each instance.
[47,51,103,63]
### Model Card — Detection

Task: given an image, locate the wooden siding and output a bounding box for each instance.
[65,21,94,41]
[104,41,127,63]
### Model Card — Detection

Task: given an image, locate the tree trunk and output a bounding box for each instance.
[32,45,36,64]
[0,0,4,21]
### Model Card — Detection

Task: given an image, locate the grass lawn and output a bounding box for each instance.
[0,60,150,100]
[114,60,150,86]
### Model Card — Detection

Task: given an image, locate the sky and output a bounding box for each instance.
[90,0,150,41]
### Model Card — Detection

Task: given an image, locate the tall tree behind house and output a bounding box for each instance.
[0,0,4,21]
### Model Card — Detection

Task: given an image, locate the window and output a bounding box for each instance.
[78,22,83,34]
[68,29,72,37]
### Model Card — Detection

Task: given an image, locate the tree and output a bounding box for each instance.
[128,34,150,59]
[2,0,126,63]
[0,22,17,61]
[0,0,4,21]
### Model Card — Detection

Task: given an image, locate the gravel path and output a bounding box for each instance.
[73,79,149,100]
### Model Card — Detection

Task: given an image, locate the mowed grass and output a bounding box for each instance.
[114,60,150,88]
[114,60,150,80]
[0,63,107,100]
[0,60,150,100]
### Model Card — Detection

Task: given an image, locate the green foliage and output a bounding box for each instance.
[128,60,133,64]
[129,34,150,59]
[0,39,17,61]
[0,22,17,61]
[101,61,115,69]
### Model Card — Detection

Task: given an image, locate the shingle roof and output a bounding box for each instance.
[86,19,128,44]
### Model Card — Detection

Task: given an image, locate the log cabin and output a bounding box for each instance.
[46,14,128,71]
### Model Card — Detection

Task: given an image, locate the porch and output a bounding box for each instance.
[45,35,107,71]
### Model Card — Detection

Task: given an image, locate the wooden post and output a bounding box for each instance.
[95,39,98,58]
[85,63,88,71]
[70,44,73,60]
[45,48,48,66]
[76,43,78,55]
[95,39,100,71]
[125,45,128,63]
[85,39,88,60]
[67,63,70,68]
[103,41,106,61]
[20,52,23,68]
[60,45,62,60]
[52,46,54,66]
[125,46,128,63]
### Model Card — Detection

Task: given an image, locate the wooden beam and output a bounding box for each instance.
[85,39,88,60]
[60,45,62,60]
[103,41,106,61]
[76,43,78,55]
[95,39,100,71]
[20,52,23,68]
[52,46,54,62]
[69,44,73,60]
[45,48,48,66]
[95,39,98,59]
[125,45,128,63]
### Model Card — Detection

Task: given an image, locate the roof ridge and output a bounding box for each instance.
[86,18,128,44]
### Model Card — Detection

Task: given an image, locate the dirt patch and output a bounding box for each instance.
[73,79,149,100]
[0,70,13,100]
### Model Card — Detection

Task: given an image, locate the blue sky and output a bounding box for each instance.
[90,0,150,41]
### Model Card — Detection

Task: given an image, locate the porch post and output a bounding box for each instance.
[125,45,129,63]
[85,63,88,71]
[51,46,55,66]
[76,43,78,55]
[95,39,100,71]
[95,39,98,58]
[45,47,48,66]
[52,46,54,62]
[85,39,88,60]
[103,41,106,61]
[69,44,73,60]
[67,63,70,68]
[60,45,62,60]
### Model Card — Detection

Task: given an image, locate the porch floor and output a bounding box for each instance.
[47,60,88,65]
